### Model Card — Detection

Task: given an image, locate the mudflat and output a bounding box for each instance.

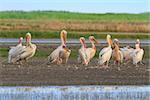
[0,57,149,86]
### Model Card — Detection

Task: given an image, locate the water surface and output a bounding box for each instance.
[0,86,149,100]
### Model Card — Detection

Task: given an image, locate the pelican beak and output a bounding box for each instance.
[61,31,67,46]
[92,38,98,44]
[109,38,113,46]
[81,38,86,48]
[62,32,66,45]
[26,35,30,47]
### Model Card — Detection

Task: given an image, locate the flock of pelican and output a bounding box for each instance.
[8,30,144,68]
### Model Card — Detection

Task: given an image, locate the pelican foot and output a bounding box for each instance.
[140,62,144,65]
[47,62,52,65]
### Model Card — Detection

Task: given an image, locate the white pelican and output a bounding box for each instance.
[8,37,25,63]
[85,36,98,64]
[77,37,88,65]
[112,39,123,68]
[131,39,144,66]
[11,32,37,63]
[98,34,113,68]
[120,46,134,62]
[48,30,71,64]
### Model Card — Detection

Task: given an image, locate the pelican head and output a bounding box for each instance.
[89,36,98,44]
[19,37,23,44]
[26,32,31,47]
[61,30,67,46]
[135,39,140,49]
[80,37,85,43]
[114,38,118,42]
[136,39,140,44]
[26,32,31,37]
[113,38,119,44]
[107,34,112,46]
[79,37,86,48]
[107,34,111,39]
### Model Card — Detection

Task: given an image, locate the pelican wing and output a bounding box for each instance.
[78,48,88,63]
[133,49,144,57]
[99,47,109,57]
[48,47,61,63]
[19,48,33,60]
[12,44,36,62]
[85,48,96,60]
[59,47,71,63]
[9,45,25,58]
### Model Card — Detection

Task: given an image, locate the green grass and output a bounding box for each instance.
[0,48,9,57]
[0,11,149,22]
[0,47,149,59]
[0,31,149,39]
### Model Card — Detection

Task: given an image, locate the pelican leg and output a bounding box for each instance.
[84,61,88,66]
[8,55,12,63]
[105,61,109,69]
[65,57,69,64]
[117,62,121,71]
[135,63,139,67]
[113,61,116,65]
[77,56,82,64]
[140,61,144,65]
[19,60,23,65]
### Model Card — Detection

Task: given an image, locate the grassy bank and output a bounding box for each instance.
[0,11,150,33]
[0,31,149,39]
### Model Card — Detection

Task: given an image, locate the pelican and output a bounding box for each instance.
[98,34,113,68]
[48,30,71,64]
[77,37,88,65]
[131,39,144,66]
[112,39,123,68]
[11,32,37,63]
[8,37,25,63]
[85,36,98,65]
[120,46,134,62]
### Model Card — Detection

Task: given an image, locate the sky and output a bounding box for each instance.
[0,0,149,13]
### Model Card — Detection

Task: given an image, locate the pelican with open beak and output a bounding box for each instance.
[98,34,113,68]
[78,37,88,65]
[11,32,37,63]
[85,36,98,65]
[8,37,25,63]
[48,30,71,64]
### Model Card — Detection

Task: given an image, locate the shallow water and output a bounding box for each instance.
[0,86,149,100]
[0,38,149,44]
[0,38,149,46]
